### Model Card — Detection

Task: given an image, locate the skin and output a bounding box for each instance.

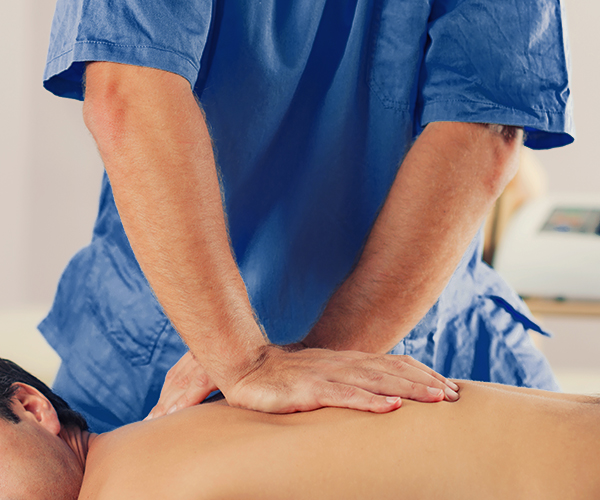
[4,381,599,500]
[82,62,520,415]
[0,384,89,500]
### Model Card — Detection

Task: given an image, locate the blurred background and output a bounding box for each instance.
[1,1,599,389]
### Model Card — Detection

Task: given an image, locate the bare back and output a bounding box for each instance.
[78,382,600,500]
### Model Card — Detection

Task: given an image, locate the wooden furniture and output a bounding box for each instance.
[483,148,547,265]
[524,298,600,317]
[484,150,600,318]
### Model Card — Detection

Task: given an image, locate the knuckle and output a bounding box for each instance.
[318,383,358,404]
[173,375,190,389]
[312,381,330,403]
[329,354,346,365]
[152,404,166,415]
[194,372,211,388]
[339,386,358,401]
[363,369,383,383]
[391,359,407,372]
[180,393,197,407]
[311,379,325,392]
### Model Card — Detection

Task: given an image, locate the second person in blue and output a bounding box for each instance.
[40,0,573,432]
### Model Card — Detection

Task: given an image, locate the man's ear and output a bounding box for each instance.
[11,383,62,436]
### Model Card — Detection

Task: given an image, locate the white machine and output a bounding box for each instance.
[493,194,600,301]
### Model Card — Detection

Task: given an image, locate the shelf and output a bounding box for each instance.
[524,298,600,317]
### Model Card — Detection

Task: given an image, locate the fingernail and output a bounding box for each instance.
[445,387,459,402]
[167,405,178,415]
[386,397,400,405]
[449,381,460,391]
[427,387,444,398]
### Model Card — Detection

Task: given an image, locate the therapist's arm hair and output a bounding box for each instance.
[82,62,268,389]
[82,62,456,415]
[303,121,523,353]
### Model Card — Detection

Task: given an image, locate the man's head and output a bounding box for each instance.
[0,359,88,430]
[0,358,89,500]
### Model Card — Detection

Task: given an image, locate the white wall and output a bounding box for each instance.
[0,3,31,305]
[534,3,600,194]
[0,1,104,308]
[527,2,600,380]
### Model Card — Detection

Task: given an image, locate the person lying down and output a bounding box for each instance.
[0,358,598,500]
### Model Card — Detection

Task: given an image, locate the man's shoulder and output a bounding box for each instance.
[78,406,231,499]
[78,426,142,500]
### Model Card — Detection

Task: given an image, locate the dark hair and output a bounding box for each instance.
[0,358,88,431]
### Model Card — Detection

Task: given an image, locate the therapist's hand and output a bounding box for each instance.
[146,344,308,419]
[224,345,459,413]
[147,345,459,418]
[145,351,217,420]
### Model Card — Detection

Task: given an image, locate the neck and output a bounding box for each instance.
[60,426,98,472]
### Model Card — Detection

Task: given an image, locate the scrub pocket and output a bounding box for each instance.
[84,242,170,366]
[53,318,187,432]
[367,0,430,110]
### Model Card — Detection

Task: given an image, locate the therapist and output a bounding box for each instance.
[41,0,573,432]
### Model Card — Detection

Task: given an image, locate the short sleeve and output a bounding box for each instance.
[43,0,214,100]
[417,0,574,150]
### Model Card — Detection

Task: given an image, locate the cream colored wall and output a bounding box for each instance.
[1,3,34,306]
[528,2,600,384]
[0,1,104,310]
[0,1,598,387]
[0,1,102,382]
[534,2,600,194]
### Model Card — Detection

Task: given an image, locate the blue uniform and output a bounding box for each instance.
[42,0,574,432]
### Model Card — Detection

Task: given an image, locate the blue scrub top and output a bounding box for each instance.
[41,0,573,432]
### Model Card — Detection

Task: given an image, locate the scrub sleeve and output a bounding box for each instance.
[401,0,573,388]
[43,0,214,432]
[41,0,573,432]
[44,0,213,97]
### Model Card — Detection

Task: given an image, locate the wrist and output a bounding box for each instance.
[190,324,271,388]
[304,272,414,353]
[217,343,286,395]
[304,298,371,351]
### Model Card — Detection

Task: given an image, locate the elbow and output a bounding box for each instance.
[478,124,523,199]
[82,64,135,154]
[82,62,195,159]
[82,101,126,158]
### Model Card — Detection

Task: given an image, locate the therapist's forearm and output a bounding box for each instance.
[82,63,267,387]
[303,122,522,353]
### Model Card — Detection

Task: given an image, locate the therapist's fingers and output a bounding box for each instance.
[373,355,460,399]
[316,382,404,413]
[285,343,459,394]
[226,346,459,413]
[326,351,458,400]
[329,365,455,403]
[145,351,218,420]
[342,351,459,393]
[389,355,460,391]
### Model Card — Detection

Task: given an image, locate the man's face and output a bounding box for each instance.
[0,410,83,500]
